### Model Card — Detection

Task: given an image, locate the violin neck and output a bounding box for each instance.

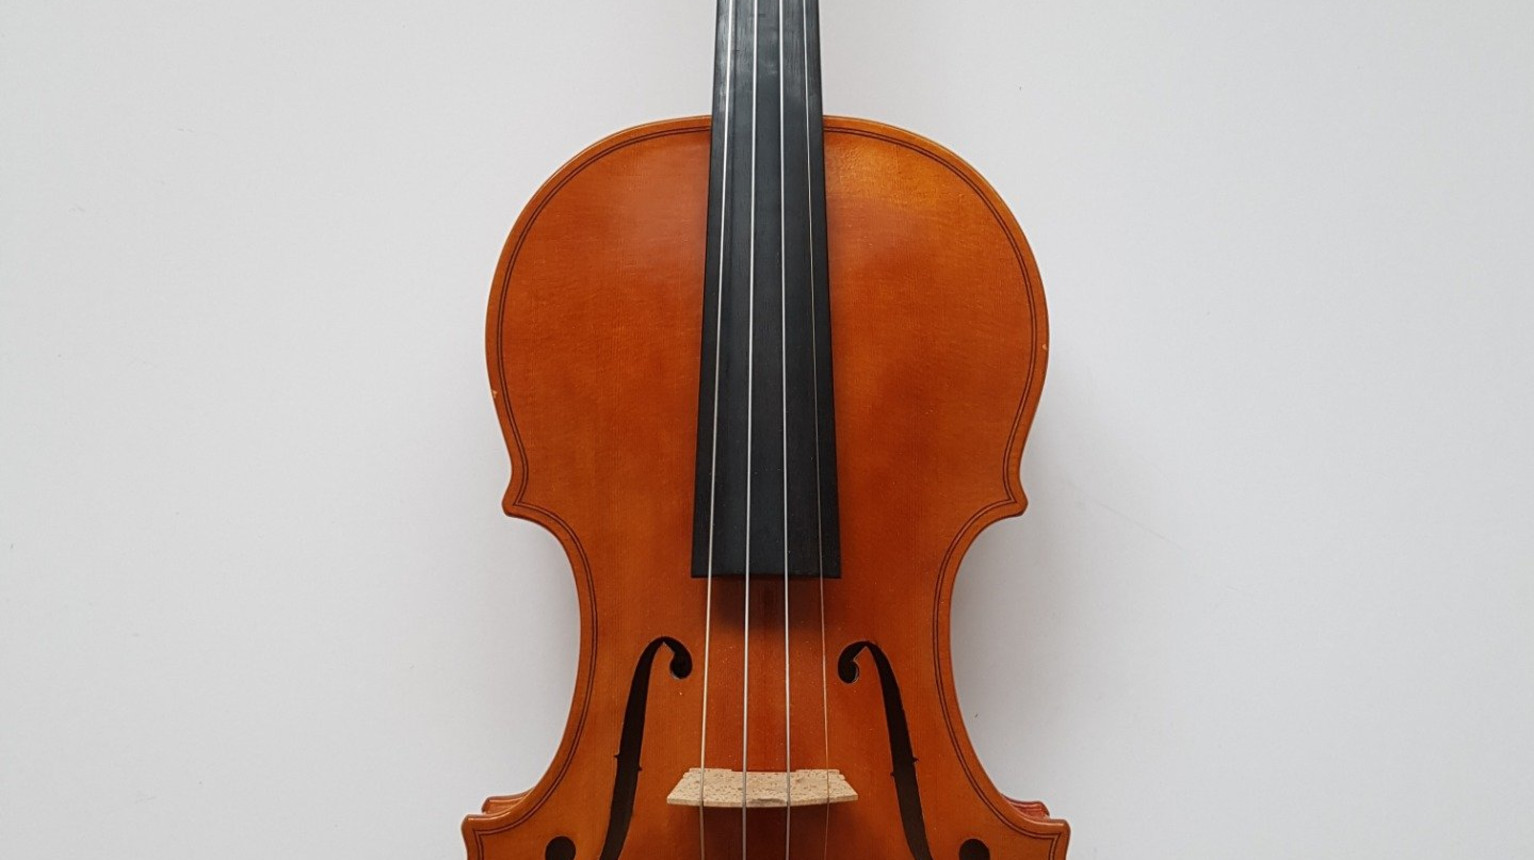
[692,0,841,580]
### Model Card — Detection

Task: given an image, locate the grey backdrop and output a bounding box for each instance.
[3,0,1531,857]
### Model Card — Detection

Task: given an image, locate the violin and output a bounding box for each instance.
[464,1,1068,857]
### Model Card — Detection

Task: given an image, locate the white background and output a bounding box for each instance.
[3,1,1531,857]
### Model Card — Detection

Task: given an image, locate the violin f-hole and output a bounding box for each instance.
[839,641,991,860]
[590,635,693,860]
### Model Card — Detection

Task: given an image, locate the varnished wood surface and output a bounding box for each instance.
[465,115,1067,859]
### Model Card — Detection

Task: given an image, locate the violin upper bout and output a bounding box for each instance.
[485,117,713,530]
[820,115,1048,585]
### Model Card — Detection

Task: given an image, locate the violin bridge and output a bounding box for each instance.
[665,767,858,808]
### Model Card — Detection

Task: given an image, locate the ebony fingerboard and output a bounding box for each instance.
[692,0,840,579]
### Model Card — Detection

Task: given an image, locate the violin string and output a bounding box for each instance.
[742,0,760,852]
[700,0,740,854]
[777,0,793,854]
[799,0,833,854]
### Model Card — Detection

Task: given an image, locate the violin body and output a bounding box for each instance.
[464,115,1068,859]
